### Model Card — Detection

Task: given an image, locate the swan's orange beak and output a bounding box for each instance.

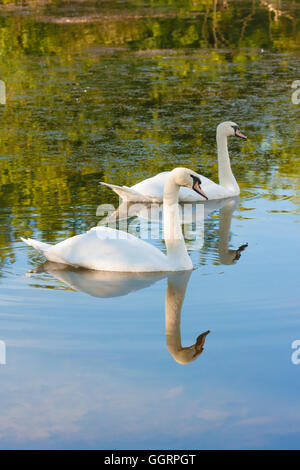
[193,180,208,200]
[235,128,247,140]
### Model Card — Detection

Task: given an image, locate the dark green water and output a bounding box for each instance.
[0,0,300,449]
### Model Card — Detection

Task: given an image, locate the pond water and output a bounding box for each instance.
[0,0,300,450]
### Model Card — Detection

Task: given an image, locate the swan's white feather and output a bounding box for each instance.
[133,172,236,201]
[100,182,153,202]
[103,171,238,202]
[23,227,171,272]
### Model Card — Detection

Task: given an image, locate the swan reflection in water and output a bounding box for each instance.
[217,199,248,265]
[29,264,166,298]
[29,264,210,364]
[99,196,236,226]
[165,271,210,364]
[98,196,247,254]
[28,198,247,363]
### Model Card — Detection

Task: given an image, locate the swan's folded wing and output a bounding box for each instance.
[131,172,234,201]
[46,226,168,272]
[132,172,169,201]
[100,182,153,202]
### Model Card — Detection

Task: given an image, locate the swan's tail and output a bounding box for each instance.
[100,182,151,202]
[21,237,51,255]
[21,237,68,265]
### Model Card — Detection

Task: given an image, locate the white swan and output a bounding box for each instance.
[26,197,248,293]
[100,121,247,202]
[21,168,207,272]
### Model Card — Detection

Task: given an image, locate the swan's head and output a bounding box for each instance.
[217,121,247,140]
[170,167,208,200]
[170,330,210,365]
[219,243,248,265]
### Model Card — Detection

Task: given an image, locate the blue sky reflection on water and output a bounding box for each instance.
[1,190,300,449]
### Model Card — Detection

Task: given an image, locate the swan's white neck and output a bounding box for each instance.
[217,131,239,193]
[163,176,193,271]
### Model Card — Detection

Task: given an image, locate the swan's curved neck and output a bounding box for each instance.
[217,132,239,192]
[163,176,192,270]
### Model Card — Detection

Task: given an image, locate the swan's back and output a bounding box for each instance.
[46,226,169,272]
[132,172,169,201]
[132,171,235,201]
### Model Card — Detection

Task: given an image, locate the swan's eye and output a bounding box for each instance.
[190,175,200,184]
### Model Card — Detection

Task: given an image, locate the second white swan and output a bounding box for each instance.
[101,121,247,202]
